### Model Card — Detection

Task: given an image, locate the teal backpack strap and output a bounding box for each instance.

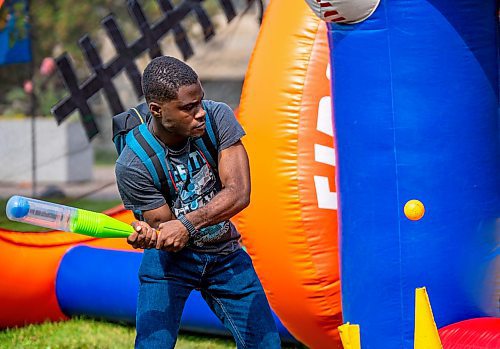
[194,101,219,169]
[126,124,176,200]
[202,102,217,148]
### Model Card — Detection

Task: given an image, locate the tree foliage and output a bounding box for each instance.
[0,1,134,115]
[0,0,229,116]
[31,1,130,68]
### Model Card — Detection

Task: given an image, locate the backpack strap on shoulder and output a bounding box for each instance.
[193,101,219,169]
[202,103,218,149]
[126,124,176,200]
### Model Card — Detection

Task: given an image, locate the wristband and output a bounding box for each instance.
[177,214,199,239]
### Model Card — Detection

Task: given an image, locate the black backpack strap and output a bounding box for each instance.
[126,124,176,201]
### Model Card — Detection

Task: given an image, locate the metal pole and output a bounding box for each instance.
[28,0,36,198]
[30,78,36,198]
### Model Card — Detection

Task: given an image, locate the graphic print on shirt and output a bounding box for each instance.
[169,149,230,246]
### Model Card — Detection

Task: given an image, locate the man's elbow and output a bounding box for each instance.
[240,192,250,210]
[234,187,250,211]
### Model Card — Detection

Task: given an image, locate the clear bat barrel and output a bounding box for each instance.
[6,195,76,232]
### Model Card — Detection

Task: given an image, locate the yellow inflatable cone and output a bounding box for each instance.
[338,322,361,349]
[414,287,443,349]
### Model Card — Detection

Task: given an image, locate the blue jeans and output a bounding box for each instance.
[135,247,281,348]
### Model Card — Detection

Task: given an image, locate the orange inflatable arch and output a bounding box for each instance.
[237,1,341,347]
[0,207,135,328]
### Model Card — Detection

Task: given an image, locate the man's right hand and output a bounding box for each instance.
[128,221,158,249]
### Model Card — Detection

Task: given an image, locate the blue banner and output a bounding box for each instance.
[0,0,31,65]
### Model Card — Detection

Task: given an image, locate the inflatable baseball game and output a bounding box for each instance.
[1,0,498,348]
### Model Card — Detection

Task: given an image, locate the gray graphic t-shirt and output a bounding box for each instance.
[115,100,245,254]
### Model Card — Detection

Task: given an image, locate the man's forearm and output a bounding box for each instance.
[142,204,174,229]
[184,186,249,230]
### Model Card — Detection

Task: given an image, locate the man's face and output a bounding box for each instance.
[155,81,206,138]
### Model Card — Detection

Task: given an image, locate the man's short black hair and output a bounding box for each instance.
[142,56,199,103]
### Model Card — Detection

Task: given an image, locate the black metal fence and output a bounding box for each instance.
[51,0,258,140]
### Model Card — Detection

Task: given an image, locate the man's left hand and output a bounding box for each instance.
[156,219,190,252]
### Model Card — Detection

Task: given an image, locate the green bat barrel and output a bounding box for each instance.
[6,196,134,238]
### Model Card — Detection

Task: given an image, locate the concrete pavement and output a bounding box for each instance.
[0,165,121,200]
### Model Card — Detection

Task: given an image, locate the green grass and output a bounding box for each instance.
[0,318,305,348]
[0,317,235,349]
[94,149,118,166]
[0,198,122,232]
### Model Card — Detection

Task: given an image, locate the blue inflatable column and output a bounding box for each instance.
[328,1,499,347]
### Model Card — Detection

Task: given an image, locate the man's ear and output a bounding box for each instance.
[149,102,162,118]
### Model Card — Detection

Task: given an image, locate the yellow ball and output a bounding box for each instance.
[404,200,425,221]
